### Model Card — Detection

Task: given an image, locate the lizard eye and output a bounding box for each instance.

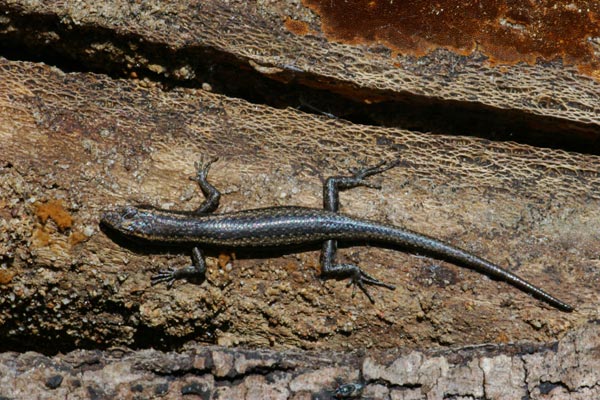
[121,206,138,220]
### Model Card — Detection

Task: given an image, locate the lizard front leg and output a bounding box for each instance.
[151,156,219,286]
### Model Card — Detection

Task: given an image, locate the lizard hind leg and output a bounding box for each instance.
[323,159,399,212]
[190,155,221,214]
[319,240,395,303]
[319,160,398,302]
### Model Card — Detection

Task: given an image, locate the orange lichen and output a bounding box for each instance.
[217,253,233,268]
[32,227,51,247]
[68,231,88,245]
[35,199,73,232]
[303,0,600,76]
[284,16,312,36]
[0,269,16,284]
[495,331,510,343]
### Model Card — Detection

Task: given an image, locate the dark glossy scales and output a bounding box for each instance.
[100,158,574,312]
[101,205,573,311]
[104,206,390,246]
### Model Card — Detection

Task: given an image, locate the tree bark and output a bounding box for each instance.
[0,323,598,399]
[0,1,598,398]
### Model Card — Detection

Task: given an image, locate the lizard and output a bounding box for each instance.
[100,157,573,311]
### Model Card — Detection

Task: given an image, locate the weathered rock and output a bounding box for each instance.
[0,323,597,399]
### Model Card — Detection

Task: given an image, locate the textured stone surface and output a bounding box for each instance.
[0,1,599,398]
[0,0,598,139]
[0,57,598,353]
[0,323,597,399]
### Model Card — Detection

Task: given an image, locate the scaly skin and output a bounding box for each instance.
[101,158,573,311]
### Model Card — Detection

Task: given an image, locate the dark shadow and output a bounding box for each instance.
[0,7,598,154]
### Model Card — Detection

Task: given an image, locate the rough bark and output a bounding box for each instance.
[0,323,598,399]
[0,1,599,399]
[1,57,598,352]
[1,1,599,150]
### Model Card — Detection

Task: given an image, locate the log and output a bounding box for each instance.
[0,1,598,398]
[2,57,597,350]
[0,323,598,398]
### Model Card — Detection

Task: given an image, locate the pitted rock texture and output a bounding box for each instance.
[0,58,598,353]
[0,323,597,399]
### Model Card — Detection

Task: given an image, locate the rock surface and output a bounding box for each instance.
[0,323,598,399]
[0,1,598,398]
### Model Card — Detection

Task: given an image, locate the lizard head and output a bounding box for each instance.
[100,206,157,241]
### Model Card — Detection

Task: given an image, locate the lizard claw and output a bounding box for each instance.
[357,180,382,190]
[354,269,395,304]
[333,263,395,304]
[349,159,399,180]
[191,155,219,183]
[342,159,399,191]
[151,267,178,288]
